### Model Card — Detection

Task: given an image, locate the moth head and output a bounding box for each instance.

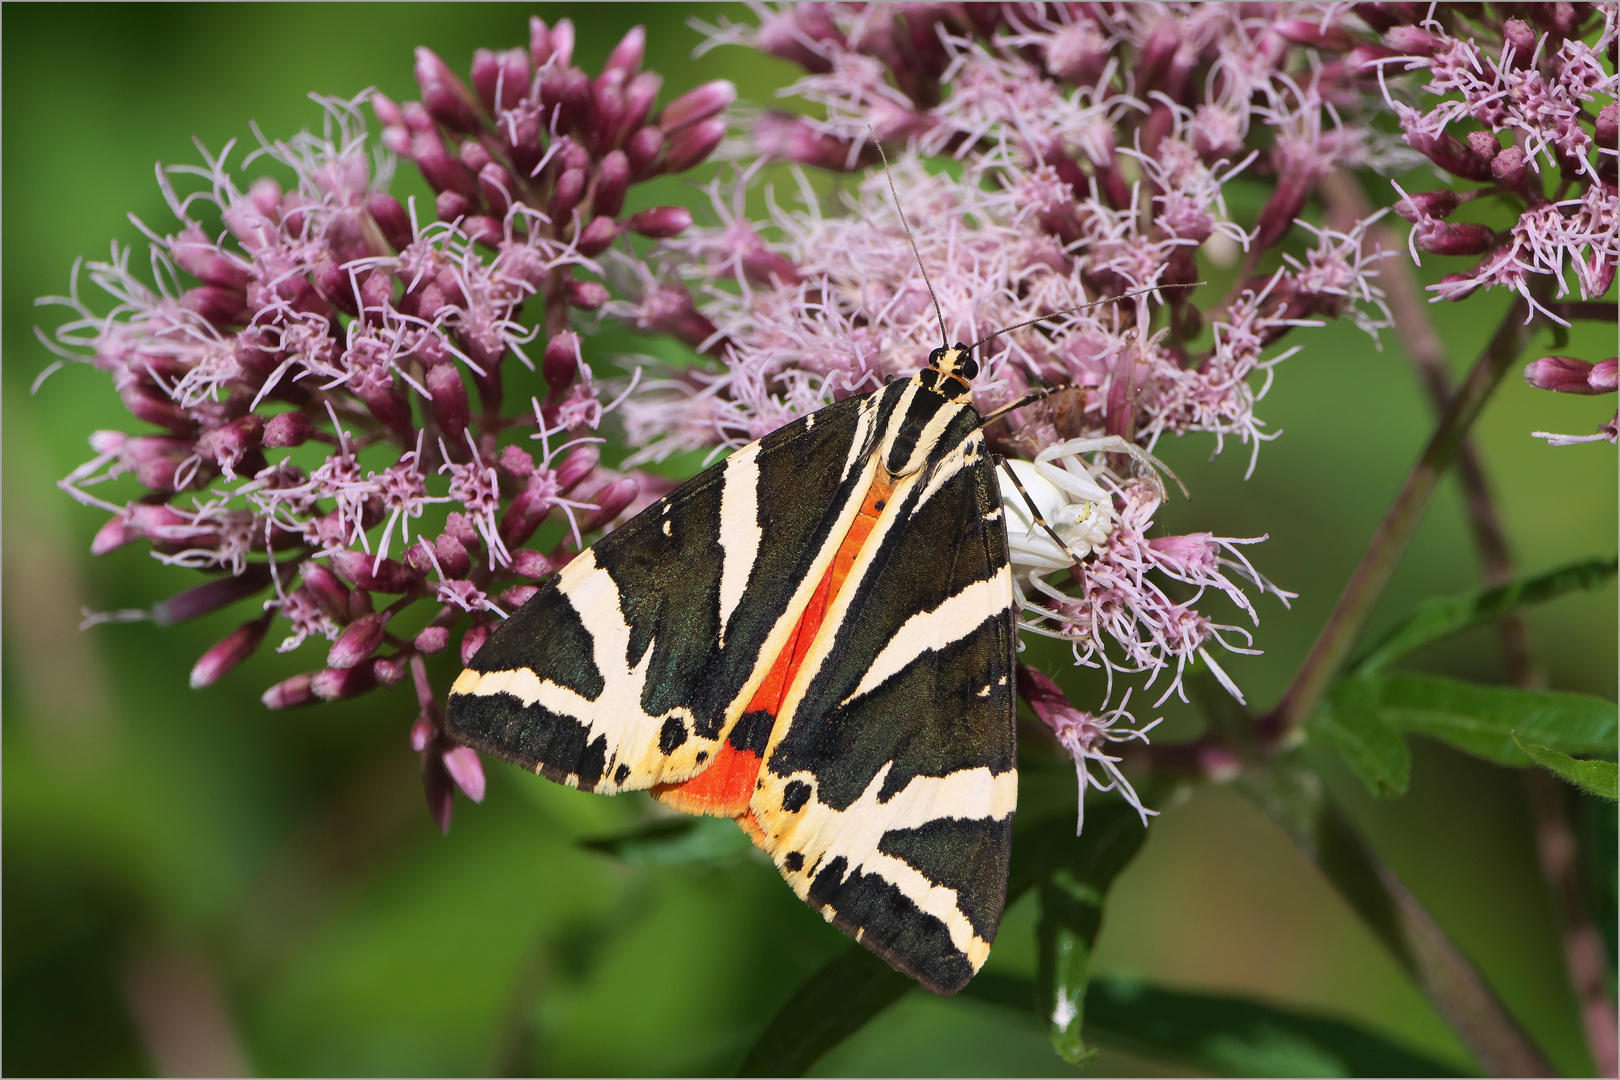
[928,343,978,384]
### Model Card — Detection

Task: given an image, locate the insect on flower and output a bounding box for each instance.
[445,144,1193,995]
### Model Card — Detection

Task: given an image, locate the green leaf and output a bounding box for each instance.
[1307,676,1411,798]
[1350,556,1618,675]
[1378,673,1617,766]
[578,816,755,866]
[731,946,909,1077]
[1026,800,1150,1063]
[1512,734,1618,800]
[1038,870,1103,1064]
[961,974,1469,1077]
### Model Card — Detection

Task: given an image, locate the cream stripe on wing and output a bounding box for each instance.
[715,441,762,646]
[839,574,1011,706]
[784,763,1015,968]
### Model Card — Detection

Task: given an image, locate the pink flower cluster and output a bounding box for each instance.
[1364,2,1617,443]
[42,19,729,830]
[623,2,1393,815]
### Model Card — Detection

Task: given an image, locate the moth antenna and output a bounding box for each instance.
[871,133,949,350]
[966,282,1204,353]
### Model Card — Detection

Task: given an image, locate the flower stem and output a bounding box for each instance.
[1245,758,1557,1077]
[1260,294,1539,741]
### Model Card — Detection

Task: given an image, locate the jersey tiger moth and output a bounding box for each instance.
[447,337,1026,995]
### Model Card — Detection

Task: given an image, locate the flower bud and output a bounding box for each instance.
[625,206,692,238]
[592,151,630,218]
[1591,360,1619,394]
[1465,131,1501,163]
[1408,130,1494,182]
[566,279,610,310]
[171,228,252,290]
[120,385,195,434]
[660,79,736,135]
[311,664,379,702]
[626,126,664,179]
[1491,146,1529,186]
[576,215,621,257]
[555,445,600,492]
[620,71,663,144]
[1392,188,1460,222]
[1273,19,1354,51]
[1346,44,1401,76]
[662,118,727,173]
[500,584,540,609]
[540,65,590,132]
[1501,19,1537,68]
[603,25,645,78]
[1414,221,1496,257]
[1043,20,1109,85]
[190,612,274,688]
[415,626,450,654]
[328,611,388,669]
[473,47,530,114]
[435,533,473,578]
[1597,105,1618,152]
[330,550,418,593]
[1525,356,1607,394]
[442,745,486,802]
[510,548,555,578]
[153,563,274,626]
[463,216,504,249]
[477,162,515,216]
[543,331,582,398]
[425,363,471,443]
[461,622,489,665]
[373,655,407,687]
[550,167,585,221]
[299,561,352,621]
[1385,25,1442,55]
[182,285,250,328]
[263,410,315,448]
[550,18,576,67]
[262,673,317,709]
[92,514,137,556]
[577,478,639,534]
[436,190,473,222]
[416,47,483,132]
[410,126,479,199]
[371,91,405,131]
[348,587,374,619]
[411,715,435,753]
[529,17,554,68]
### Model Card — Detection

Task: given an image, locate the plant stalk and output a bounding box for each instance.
[1260,295,1538,741]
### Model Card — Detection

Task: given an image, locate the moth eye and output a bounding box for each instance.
[928,346,945,366]
[958,356,979,381]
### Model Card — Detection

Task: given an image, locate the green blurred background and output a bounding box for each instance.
[3,4,1614,1076]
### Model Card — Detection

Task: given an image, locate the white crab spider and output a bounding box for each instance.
[997,435,1180,577]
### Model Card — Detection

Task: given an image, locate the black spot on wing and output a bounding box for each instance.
[447,694,609,791]
[614,763,631,785]
[808,856,976,996]
[466,583,603,700]
[659,717,688,754]
[783,851,804,872]
[781,780,811,813]
[877,816,1011,942]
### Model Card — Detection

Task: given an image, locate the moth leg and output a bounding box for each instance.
[992,453,1081,565]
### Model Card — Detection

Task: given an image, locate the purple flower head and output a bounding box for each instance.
[39,23,729,830]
